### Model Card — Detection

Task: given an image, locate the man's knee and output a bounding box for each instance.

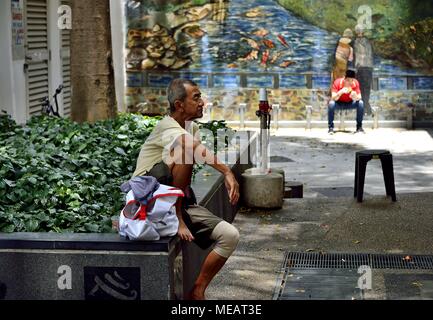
[211,221,240,258]
[225,224,240,247]
[328,101,336,110]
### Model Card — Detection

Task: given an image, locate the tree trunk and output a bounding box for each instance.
[70,0,117,123]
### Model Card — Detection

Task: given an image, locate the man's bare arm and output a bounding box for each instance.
[191,138,240,206]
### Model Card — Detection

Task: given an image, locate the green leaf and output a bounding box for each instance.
[84,223,99,233]
[25,220,39,232]
[114,147,127,156]
[28,177,37,185]
[4,179,16,187]
[2,224,15,233]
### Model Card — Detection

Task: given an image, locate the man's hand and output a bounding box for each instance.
[350,91,359,101]
[339,87,350,95]
[224,171,240,206]
[178,221,194,242]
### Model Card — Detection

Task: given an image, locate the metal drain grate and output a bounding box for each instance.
[274,252,433,300]
[285,252,433,270]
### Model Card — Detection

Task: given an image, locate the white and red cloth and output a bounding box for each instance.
[119,183,184,241]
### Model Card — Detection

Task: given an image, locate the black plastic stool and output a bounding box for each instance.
[354,150,397,202]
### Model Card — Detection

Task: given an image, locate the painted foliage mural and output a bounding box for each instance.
[124,0,433,121]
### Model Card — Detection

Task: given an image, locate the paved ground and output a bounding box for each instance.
[206,128,433,300]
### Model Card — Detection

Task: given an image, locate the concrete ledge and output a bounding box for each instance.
[0,232,177,252]
[0,130,258,300]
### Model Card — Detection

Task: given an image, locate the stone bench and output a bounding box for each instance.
[0,233,181,300]
[0,130,257,300]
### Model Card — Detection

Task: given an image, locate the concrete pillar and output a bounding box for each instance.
[406,105,414,130]
[241,171,284,209]
[272,104,280,131]
[338,110,346,131]
[305,105,313,130]
[372,106,380,129]
[239,103,246,129]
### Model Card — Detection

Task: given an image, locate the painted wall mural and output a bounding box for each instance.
[124,0,433,121]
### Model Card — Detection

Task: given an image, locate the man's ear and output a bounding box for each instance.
[174,100,184,112]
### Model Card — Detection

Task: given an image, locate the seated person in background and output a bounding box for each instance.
[328,69,364,134]
[132,78,240,300]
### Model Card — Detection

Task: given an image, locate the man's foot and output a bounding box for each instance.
[328,127,334,135]
[356,127,365,133]
[188,285,205,300]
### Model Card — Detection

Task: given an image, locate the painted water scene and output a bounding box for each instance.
[125,0,432,76]
[124,0,433,118]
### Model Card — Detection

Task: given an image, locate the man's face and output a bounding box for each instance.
[344,77,354,87]
[181,84,204,120]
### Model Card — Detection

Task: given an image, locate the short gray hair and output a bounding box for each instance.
[167,79,198,113]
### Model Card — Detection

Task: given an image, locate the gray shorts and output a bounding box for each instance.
[183,205,223,250]
[146,161,222,249]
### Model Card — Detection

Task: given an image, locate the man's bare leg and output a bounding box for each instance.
[191,251,227,300]
[171,162,228,300]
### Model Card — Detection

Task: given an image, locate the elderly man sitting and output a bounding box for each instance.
[131,79,240,300]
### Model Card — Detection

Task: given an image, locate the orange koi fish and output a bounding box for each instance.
[262,39,275,49]
[277,34,290,48]
[261,50,270,66]
[253,28,269,37]
[239,50,258,61]
[241,37,260,50]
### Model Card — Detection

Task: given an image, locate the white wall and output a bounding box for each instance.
[0,1,15,118]
[0,1,27,124]
[110,0,126,113]
[12,61,27,124]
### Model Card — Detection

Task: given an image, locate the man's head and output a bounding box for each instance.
[167,78,204,120]
[345,69,356,79]
[355,24,364,37]
[344,69,356,86]
[342,28,353,39]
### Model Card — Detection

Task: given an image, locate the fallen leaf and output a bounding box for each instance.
[306,249,315,252]
[354,240,361,244]
[202,172,213,177]
[403,255,412,261]
[412,281,423,287]
[296,289,306,293]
